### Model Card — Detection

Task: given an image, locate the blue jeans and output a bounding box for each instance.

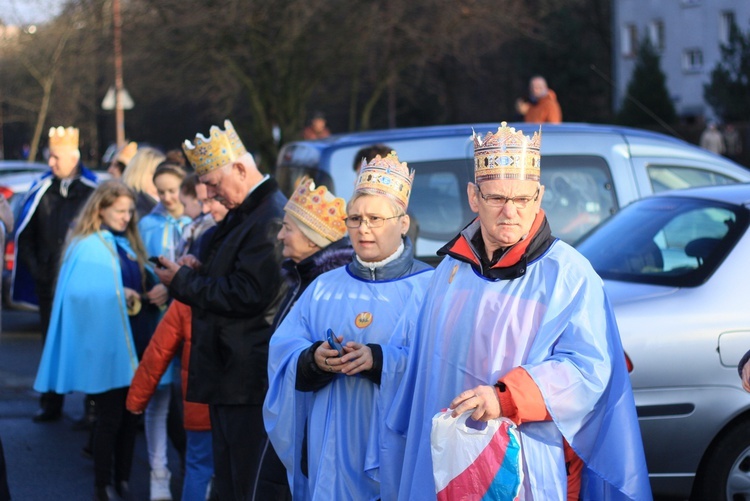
[182,430,213,501]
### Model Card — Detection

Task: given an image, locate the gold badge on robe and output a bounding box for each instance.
[355,312,373,329]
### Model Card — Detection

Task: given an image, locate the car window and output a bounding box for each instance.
[541,156,618,244]
[577,196,749,287]
[408,159,474,241]
[648,165,738,193]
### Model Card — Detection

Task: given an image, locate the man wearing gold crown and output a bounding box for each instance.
[389,123,651,500]
[264,152,433,500]
[13,126,99,423]
[152,120,287,500]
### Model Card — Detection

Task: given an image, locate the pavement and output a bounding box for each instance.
[0,309,183,500]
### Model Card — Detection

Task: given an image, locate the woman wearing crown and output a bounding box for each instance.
[264,152,434,500]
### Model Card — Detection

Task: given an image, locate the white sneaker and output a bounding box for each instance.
[150,468,172,501]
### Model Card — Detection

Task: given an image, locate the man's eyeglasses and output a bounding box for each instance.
[344,214,403,228]
[475,185,540,209]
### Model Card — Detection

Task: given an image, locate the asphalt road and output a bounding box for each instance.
[0,309,183,500]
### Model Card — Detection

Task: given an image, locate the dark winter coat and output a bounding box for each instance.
[272,237,353,331]
[170,177,287,405]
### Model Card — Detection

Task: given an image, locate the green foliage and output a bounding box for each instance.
[617,38,676,127]
[704,22,750,122]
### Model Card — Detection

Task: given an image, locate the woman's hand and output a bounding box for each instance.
[123,287,139,307]
[449,385,502,422]
[315,336,345,373]
[338,342,373,376]
[146,283,169,307]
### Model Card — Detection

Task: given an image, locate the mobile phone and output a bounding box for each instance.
[326,328,344,357]
[148,256,165,269]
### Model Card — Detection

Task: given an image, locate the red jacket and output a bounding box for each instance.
[126,300,210,431]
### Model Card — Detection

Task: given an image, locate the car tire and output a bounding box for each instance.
[691,421,750,501]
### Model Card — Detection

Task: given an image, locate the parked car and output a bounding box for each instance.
[576,183,750,499]
[276,122,750,264]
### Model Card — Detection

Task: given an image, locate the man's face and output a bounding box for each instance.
[530,78,548,100]
[467,178,544,252]
[200,163,242,210]
[48,147,79,179]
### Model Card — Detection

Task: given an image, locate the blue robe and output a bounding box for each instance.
[33,231,138,394]
[390,240,652,500]
[264,264,433,501]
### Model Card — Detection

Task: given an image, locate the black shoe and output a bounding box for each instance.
[94,485,121,501]
[115,480,130,500]
[32,408,62,423]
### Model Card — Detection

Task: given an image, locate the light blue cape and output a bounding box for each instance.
[264,265,433,501]
[389,240,652,500]
[34,231,138,394]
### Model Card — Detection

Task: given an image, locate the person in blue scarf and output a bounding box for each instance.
[264,152,434,500]
[33,180,162,501]
[137,162,191,500]
[389,123,651,500]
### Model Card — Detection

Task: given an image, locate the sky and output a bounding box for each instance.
[0,0,62,25]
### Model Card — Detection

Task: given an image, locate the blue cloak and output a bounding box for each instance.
[138,203,191,260]
[11,166,98,308]
[33,231,138,394]
[389,240,652,500]
[264,265,433,501]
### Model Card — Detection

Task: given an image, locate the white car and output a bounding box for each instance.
[276,122,750,264]
[577,183,750,499]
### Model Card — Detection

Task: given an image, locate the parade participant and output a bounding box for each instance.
[122,147,164,218]
[515,75,563,123]
[153,119,287,501]
[264,152,433,500]
[177,177,227,257]
[13,126,98,422]
[390,123,650,500]
[108,141,138,179]
[257,177,352,499]
[138,162,191,501]
[33,180,160,501]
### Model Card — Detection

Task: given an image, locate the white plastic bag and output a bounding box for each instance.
[431,410,523,501]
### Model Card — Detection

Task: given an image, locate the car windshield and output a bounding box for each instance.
[577,196,749,287]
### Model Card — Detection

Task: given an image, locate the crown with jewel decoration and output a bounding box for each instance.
[182,120,248,175]
[285,176,347,247]
[48,126,79,150]
[354,151,414,211]
[473,122,541,183]
[116,141,138,164]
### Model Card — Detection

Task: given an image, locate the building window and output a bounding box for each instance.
[649,20,665,51]
[622,24,638,57]
[682,49,703,72]
[720,11,736,45]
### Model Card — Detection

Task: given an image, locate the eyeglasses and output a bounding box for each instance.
[344,214,403,228]
[475,185,540,208]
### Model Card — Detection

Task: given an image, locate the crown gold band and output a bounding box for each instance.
[473,122,541,183]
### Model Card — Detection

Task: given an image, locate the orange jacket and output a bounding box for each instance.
[524,89,562,124]
[126,300,210,431]
[497,368,582,500]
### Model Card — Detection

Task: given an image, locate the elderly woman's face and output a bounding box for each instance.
[347,195,408,263]
[277,214,318,263]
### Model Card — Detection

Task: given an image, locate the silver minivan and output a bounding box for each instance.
[276,122,750,263]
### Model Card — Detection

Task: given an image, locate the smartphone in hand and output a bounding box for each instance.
[326,328,344,357]
[148,256,165,269]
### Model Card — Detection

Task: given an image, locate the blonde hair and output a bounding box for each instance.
[69,180,148,266]
[346,192,403,217]
[121,147,165,192]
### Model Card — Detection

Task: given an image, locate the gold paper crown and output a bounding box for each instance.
[473,121,541,183]
[354,151,414,211]
[285,177,347,244]
[117,141,138,164]
[182,120,248,176]
[48,126,79,150]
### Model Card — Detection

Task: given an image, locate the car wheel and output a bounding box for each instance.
[691,422,750,501]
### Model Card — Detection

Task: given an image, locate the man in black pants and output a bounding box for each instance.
[12,126,98,423]
[156,120,286,500]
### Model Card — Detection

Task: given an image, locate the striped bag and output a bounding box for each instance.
[431,410,523,501]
